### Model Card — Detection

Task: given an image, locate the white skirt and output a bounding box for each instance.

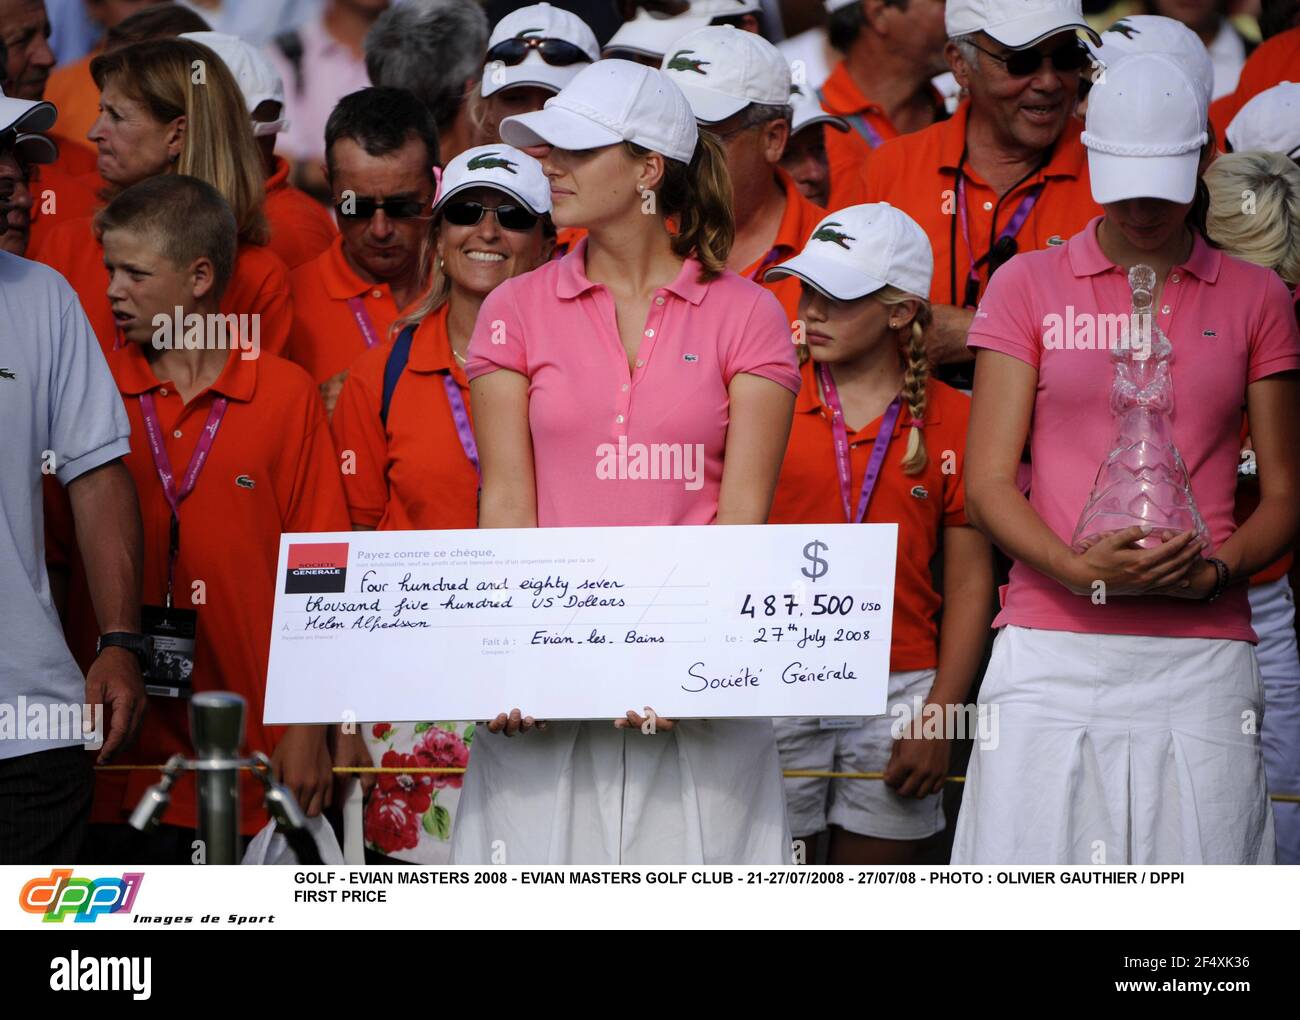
[449,718,791,865]
[951,625,1275,865]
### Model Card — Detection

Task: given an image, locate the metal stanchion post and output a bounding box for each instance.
[189,691,244,865]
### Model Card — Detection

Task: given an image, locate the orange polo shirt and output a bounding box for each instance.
[330,301,480,531]
[1210,26,1300,142]
[287,234,413,385]
[265,156,337,269]
[26,134,103,254]
[768,360,971,671]
[553,226,586,259]
[818,59,947,211]
[742,169,824,325]
[33,215,293,357]
[44,53,99,157]
[863,102,1100,310]
[61,343,350,835]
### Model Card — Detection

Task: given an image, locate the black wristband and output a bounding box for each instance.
[1203,557,1231,602]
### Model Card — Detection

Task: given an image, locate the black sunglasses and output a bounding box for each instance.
[334,195,430,220]
[441,200,539,232]
[486,36,590,68]
[968,38,1090,77]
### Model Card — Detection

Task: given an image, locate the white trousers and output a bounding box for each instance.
[951,625,1275,865]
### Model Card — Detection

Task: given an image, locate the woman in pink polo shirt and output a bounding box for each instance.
[957,54,1300,864]
[453,60,801,865]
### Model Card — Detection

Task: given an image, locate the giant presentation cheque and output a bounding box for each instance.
[264,523,897,723]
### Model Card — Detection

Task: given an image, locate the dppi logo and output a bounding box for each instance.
[19,869,144,923]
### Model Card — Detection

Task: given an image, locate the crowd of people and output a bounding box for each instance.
[1,0,1299,868]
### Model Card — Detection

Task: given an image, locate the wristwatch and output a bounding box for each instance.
[96,632,154,670]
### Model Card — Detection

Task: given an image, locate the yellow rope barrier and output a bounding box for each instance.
[92,763,1300,802]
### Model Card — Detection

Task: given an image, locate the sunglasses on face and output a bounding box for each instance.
[486,36,591,68]
[334,195,430,220]
[969,39,1090,78]
[441,200,539,232]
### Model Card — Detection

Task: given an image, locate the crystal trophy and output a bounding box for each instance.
[1070,265,1209,551]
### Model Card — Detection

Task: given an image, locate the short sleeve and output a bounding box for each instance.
[48,280,130,485]
[1246,270,1300,384]
[723,288,801,393]
[465,280,528,380]
[330,363,388,528]
[965,255,1043,369]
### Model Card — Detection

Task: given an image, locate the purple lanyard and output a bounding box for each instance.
[815,86,883,148]
[347,296,381,349]
[441,373,479,476]
[956,176,1043,294]
[139,391,228,606]
[817,363,902,524]
[750,245,787,283]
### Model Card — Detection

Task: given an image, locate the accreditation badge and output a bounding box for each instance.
[141,605,198,698]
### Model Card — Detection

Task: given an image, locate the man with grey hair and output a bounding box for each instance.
[859,0,1103,383]
[662,24,823,324]
[365,0,489,163]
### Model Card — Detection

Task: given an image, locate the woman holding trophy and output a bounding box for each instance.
[954,53,1300,864]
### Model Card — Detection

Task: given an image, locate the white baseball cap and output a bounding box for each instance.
[501,59,698,163]
[690,0,763,16]
[604,9,712,62]
[182,31,288,136]
[1091,16,1212,121]
[946,0,1100,49]
[790,81,848,136]
[481,3,601,99]
[12,132,58,165]
[0,83,56,136]
[433,144,553,216]
[1083,53,1207,204]
[661,25,790,124]
[1227,82,1300,159]
[824,0,862,12]
[765,203,933,301]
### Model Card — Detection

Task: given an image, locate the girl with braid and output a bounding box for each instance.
[765,204,994,865]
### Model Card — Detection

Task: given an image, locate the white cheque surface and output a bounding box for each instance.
[264,524,897,723]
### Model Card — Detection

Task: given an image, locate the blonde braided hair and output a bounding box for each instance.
[874,286,932,476]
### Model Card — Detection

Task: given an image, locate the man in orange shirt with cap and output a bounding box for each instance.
[181,30,336,270]
[288,86,439,414]
[861,0,1102,386]
[818,0,951,210]
[60,173,350,861]
[662,24,823,325]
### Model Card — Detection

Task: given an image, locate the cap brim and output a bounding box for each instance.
[0,95,56,135]
[672,80,749,124]
[480,60,584,98]
[1088,149,1199,205]
[986,15,1101,49]
[434,180,549,216]
[793,114,850,135]
[764,252,886,302]
[14,132,58,165]
[500,104,624,153]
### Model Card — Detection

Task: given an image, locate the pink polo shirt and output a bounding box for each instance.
[968,217,1300,642]
[466,239,801,527]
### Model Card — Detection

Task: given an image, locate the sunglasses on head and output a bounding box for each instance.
[334,195,430,220]
[441,200,539,232]
[486,36,590,68]
[969,38,1090,78]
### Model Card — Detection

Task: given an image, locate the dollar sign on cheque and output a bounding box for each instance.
[802,540,829,582]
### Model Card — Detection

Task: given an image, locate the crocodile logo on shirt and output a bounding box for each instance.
[235,474,256,490]
[910,485,929,500]
[468,152,519,174]
[667,50,710,74]
[812,222,854,249]
[0,368,15,380]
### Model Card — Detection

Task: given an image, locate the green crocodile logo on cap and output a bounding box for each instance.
[812,222,854,249]
[667,49,710,74]
[467,152,519,174]
[516,27,545,37]
[1108,19,1139,38]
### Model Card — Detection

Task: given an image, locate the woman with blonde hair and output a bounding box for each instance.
[764,203,993,864]
[33,37,293,356]
[454,60,801,865]
[1206,149,1300,864]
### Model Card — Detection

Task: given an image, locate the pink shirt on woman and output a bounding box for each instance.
[466,239,801,527]
[968,217,1300,642]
